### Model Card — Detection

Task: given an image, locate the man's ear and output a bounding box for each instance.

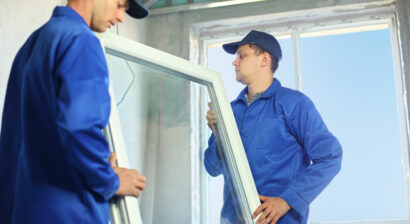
[260,52,271,68]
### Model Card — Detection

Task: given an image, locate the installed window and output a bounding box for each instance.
[206,23,409,223]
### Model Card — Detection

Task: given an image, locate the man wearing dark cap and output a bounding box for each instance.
[0,0,148,223]
[204,30,342,224]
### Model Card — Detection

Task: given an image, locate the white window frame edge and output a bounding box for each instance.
[104,87,142,224]
[190,1,410,223]
[196,83,214,224]
[98,36,142,224]
[190,82,200,224]
[390,10,410,222]
[291,30,302,91]
[97,32,260,224]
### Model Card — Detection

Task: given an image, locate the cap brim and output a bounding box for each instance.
[222,40,248,54]
[126,0,149,19]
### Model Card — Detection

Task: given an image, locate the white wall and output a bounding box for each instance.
[108,13,147,43]
[0,0,64,128]
[0,0,147,130]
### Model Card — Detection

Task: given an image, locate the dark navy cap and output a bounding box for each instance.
[223,30,282,61]
[126,0,149,19]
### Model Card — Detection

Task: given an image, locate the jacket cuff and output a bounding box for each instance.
[280,187,308,216]
[204,135,223,176]
[100,172,120,201]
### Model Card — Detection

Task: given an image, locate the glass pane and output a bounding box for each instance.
[105,50,251,223]
[275,37,295,89]
[207,46,244,101]
[300,28,408,222]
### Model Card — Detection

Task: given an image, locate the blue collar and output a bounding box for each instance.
[233,79,282,104]
[52,6,88,27]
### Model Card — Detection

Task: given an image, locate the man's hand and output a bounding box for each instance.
[109,152,146,198]
[252,195,291,224]
[206,102,217,132]
[108,152,118,167]
[113,167,146,197]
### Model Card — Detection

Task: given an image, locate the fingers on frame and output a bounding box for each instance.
[133,187,141,197]
[253,202,268,217]
[257,209,270,224]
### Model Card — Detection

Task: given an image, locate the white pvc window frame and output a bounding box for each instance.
[96,32,261,224]
[191,2,410,223]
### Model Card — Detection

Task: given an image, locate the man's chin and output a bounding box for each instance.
[236,76,243,83]
[90,25,107,33]
[236,77,247,85]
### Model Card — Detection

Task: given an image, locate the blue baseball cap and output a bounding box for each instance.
[126,0,149,19]
[223,30,282,61]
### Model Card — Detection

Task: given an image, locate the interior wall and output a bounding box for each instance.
[110,14,147,43]
[0,0,63,129]
[0,0,148,131]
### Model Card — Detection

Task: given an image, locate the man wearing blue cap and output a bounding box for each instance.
[0,0,148,223]
[204,30,342,224]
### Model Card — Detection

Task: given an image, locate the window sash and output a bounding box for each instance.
[97,32,260,224]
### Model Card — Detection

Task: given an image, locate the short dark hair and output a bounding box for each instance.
[248,44,279,73]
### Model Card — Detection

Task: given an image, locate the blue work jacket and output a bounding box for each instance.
[204,79,342,223]
[0,6,119,224]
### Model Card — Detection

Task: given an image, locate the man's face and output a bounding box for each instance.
[90,0,129,32]
[232,44,263,85]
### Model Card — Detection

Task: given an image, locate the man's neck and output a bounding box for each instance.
[247,76,274,100]
[67,1,92,26]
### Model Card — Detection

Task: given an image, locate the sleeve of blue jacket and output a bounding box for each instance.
[204,133,224,177]
[280,95,342,216]
[55,34,119,201]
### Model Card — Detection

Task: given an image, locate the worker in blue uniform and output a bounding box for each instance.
[0,0,148,223]
[204,30,343,224]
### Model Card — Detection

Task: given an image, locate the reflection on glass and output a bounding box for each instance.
[105,51,250,223]
[206,117,249,224]
[207,46,243,101]
[275,38,295,89]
